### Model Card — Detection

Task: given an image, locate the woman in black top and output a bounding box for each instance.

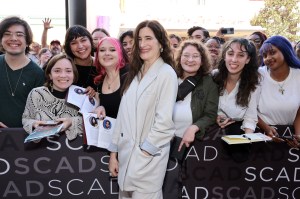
[64,25,97,96]
[94,37,128,118]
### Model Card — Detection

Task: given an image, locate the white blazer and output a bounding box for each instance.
[109,57,178,193]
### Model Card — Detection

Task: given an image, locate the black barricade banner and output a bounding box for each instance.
[0,126,299,199]
[182,125,300,199]
[0,128,178,199]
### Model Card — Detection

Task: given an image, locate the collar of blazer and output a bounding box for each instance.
[136,57,164,99]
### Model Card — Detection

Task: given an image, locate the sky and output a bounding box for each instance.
[0,0,65,17]
[0,0,66,43]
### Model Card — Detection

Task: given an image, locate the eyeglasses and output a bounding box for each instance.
[182,54,201,60]
[3,31,26,38]
[249,38,261,44]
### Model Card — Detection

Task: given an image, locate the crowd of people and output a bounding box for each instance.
[0,15,300,199]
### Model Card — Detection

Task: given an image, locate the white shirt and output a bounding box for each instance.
[218,80,259,131]
[258,66,300,125]
[173,78,193,137]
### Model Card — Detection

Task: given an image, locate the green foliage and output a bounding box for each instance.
[250,0,300,42]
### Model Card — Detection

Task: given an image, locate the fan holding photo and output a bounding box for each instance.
[22,54,83,142]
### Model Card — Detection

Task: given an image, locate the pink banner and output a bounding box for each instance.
[96,16,110,31]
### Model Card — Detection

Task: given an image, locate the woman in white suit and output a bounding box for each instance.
[108,20,178,199]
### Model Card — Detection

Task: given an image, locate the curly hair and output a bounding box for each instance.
[214,38,260,107]
[175,39,211,78]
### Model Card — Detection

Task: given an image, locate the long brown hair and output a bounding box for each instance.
[122,20,174,92]
[214,38,260,107]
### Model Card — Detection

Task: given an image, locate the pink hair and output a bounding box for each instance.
[94,37,126,85]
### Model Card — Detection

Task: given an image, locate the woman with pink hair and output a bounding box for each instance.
[93,37,128,118]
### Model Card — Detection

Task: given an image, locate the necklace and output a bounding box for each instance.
[278,81,286,95]
[268,67,289,95]
[4,61,24,97]
[105,74,119,90]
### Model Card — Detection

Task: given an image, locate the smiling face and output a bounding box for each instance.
[225,42,250,77]
[138,27,161,66]
[180,45,201,78]
[49,58,74,92]
[1,24,27,56]
[70,36,92,60]
[262,45,286,71]
[50,42,62,55]
[98,39,119,70]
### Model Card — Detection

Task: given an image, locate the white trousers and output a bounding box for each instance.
[119,189,163,199]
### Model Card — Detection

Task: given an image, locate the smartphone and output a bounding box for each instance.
[220,117,242,123]
[221,27,234,34]
[230,117,243,122]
